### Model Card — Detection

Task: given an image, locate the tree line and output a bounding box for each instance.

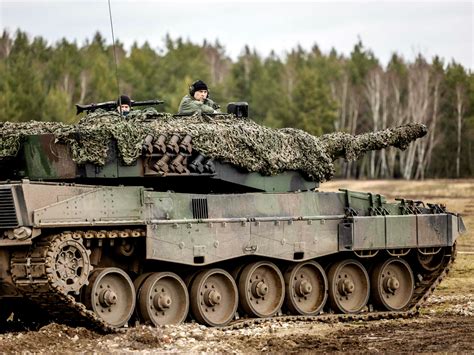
[0,30,472,179]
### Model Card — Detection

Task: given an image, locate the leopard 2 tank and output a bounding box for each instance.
[0,111,466,330]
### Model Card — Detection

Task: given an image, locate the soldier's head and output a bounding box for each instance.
[189,80,209,102]
[116,95,132,116]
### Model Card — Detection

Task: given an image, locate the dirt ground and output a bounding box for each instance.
[0,179,472,353]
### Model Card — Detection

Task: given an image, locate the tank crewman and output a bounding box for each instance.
[116,95,132,116]
[178,80,220,115]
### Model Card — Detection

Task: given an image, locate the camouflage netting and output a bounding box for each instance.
[0,109,427,182]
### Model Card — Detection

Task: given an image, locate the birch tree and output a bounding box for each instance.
[404,58,430,179]
[365,67,382,178]
[455,83,466,177]
[424,59,444,174]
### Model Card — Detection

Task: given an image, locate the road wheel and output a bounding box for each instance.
[328,259,369,314]
[371,258,414,311]
[284,261,328,315]
[84,267,135,327]
[136,272,189,326]
[238,261,285,318]
[190,268,238,326]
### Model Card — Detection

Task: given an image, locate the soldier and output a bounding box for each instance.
[116,95,132,116]
[178,80,220,115]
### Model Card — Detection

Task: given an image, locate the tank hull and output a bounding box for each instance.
[0,181,465,329]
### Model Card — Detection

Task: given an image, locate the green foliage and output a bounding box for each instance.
[429,62,472,177]
[292,64,337,135]
[42,87,75,123]
[0,30,472,178]
[348,40,378,85]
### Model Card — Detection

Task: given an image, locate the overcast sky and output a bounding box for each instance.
[1,0,472,69]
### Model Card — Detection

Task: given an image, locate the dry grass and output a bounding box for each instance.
[436,254,474,295]
[320,179,474,294]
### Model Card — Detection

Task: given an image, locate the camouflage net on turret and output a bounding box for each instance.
[0,109,427,182]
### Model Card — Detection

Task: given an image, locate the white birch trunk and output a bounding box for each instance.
[455,84,465,177]
[79,71,88,103]
[365,69,382,178]
[404,60,430,179]
[425,76,441,171]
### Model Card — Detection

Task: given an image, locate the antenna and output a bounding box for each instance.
[107,0,121,109]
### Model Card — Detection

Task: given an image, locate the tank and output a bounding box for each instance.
[0,108,466,331]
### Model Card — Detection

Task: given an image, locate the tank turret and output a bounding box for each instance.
[0,111,426,192]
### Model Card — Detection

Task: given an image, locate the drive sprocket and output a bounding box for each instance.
[45,233,92,294]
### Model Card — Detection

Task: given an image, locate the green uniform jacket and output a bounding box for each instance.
[178,95,220,115]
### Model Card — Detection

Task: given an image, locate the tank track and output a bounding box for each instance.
[10,232,116,333]
[10,231,456,333]
[224,245,456,330]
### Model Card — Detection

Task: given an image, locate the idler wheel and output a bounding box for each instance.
[371,258,414,311]
[416,248,445,272]
[84,267,136,327]
[328,259,369,314]
[238,261,285,318]
[190,269,238,327]
[284,261,328,315]
[136,272,189,326]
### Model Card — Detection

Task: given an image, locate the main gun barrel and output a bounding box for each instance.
[319,123,428,161]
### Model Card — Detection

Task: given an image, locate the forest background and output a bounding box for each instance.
[0,30,472,179]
